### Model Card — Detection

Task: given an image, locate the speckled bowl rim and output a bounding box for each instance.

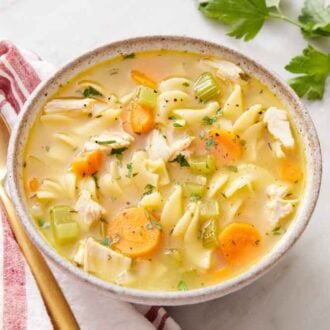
[7,36,322,306]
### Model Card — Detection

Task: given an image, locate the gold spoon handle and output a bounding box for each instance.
[0,186,79,330]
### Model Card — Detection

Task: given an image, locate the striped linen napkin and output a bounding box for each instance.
[0,40,180,330]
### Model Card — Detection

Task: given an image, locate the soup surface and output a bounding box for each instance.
[23,50,305,291]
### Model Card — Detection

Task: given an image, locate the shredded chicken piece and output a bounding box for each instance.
[266,183,296,226]
[264,107,294,149]
[74,190,105,230]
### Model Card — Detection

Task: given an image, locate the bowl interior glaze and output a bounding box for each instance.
[7,36,322,305]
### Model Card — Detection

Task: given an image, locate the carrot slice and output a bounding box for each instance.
[279,160,302,182]
[205,129,242,165]
[29,177,39,192]
[71,150,104,177]
[131,70,157,89]
[218,223,261,266]
[129,102,155,134]
[107,207,161,258]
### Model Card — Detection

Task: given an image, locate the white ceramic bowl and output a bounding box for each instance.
[7,36,322,306]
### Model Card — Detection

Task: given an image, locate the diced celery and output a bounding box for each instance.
[50,205,73,224]
[200,200,220,219]
[202,219,219,248]
[164,248,184,266]
[53,222,79,244]
[189,155,216,175]
[184,182,206,196]
[194,72,219,102]
[137,86,158,108]
[50,205,79,244]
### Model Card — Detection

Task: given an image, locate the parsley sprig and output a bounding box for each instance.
[199,0,330,100]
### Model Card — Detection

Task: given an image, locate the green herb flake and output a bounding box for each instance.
[169,154,190,167]
[37,219,50,229]
[190,193,202,202]
[100,236,112,247]
[226,165,238,172]
[173,122,183,128]
[177,280,188,291]
[272,226,282,235]
[182,82,190,87]
[143,184,156,196]
[95,140,116,145]
[83,86,103,98]
[123,52,136,59]
[205,136,218,150]
[146,220,163,231]
[202,116,217,125]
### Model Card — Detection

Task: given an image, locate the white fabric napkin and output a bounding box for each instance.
[0,40,180,330]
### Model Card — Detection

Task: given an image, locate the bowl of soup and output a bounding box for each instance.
[7,36,321,305]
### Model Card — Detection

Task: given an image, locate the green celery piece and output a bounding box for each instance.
[189,155,216,175]
[53,222,79,244]
[164,248,184,266]
[137,86,158,108]
[50,205,79,244]
[194,72,219,102]
[184,182,206,196]
[202,218,219,248]
[200,200,220,218]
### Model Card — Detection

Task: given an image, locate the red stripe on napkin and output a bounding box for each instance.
[0,76,21,113]
[1,207,27,330]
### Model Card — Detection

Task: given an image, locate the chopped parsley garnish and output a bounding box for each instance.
[272,226,282,235]
[173,122,183,128]
[100,234,121,247]
[182,82,190,87]
[110,147,127,161]
[146,220,163,231]
[226,165,238,172]
[83,86,103,98]
[122,52,135,59]
[143,184,156,196]
[169,154,190,167]
[37,219,50,229]
[95,140,116,145]
[205,136,218,150]
[190,193,202,201]
[92,173,99,189]
[202,116,217,125]
[177,280,188,291]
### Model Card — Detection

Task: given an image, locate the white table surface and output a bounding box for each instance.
[1,0,329,329]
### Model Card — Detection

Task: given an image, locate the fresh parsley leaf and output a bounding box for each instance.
[182,82,190,87]
[173,122,183,128]
[285,45,330,100]
[83,86,103,98]
[199,0,270,41]
[266,0,280,9]
[169,154,190,167]
[299,0,330,37]
[177,280,188,291]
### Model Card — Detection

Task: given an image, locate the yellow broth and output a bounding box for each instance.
[23,50,305,291]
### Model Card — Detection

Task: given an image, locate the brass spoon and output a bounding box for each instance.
[0,114,79,330]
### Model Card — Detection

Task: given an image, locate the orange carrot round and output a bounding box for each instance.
[71,149,104,176]
[279,160,302,182]
[129,102,155,134]
[131,70,157,89]
[107,207,161,258]
[219,223,261,266]
[29,177,39,192]
[211,129,242,165]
